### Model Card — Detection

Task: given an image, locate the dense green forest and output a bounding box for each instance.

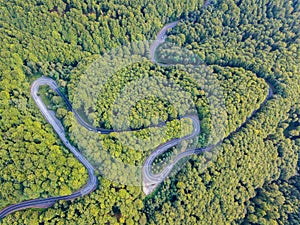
[0,0,205,215]
[44,61,267,185]
[0,0,299,224]
[242,176,300,224]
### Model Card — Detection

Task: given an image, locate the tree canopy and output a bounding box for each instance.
[0,0,299,224]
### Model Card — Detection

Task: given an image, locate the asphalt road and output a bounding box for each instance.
[142,18,274,194]
[0,78,98,219]
[0,13,186,222]
[0,8,274,217]
[149,21,179,63]
[0,77,201,217]
[142,115,200,191]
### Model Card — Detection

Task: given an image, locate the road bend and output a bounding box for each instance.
[143,15,274,194]
[0,6,274,218]
[0,78,98,219]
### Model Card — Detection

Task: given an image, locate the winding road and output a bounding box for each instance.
[142,115,200,194]
[143,19,274,194]
[0,78,98,219]
[149,21,179,63]
[0,13,274,219]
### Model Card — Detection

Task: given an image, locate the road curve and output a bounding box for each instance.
[0,54,200,218]
[149,21,179,63]
[142,17,274,194]
[0,10,274,219]
[0,77,200,217]
[142,115,200,192]
[0,78,98,219]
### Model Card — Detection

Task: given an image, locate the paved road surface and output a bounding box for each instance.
[0,78,98,219]
[0,3,274,217]
[142,17,274,194]
[149,21,179,63]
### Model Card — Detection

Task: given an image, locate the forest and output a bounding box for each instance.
[0,0,299,224]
